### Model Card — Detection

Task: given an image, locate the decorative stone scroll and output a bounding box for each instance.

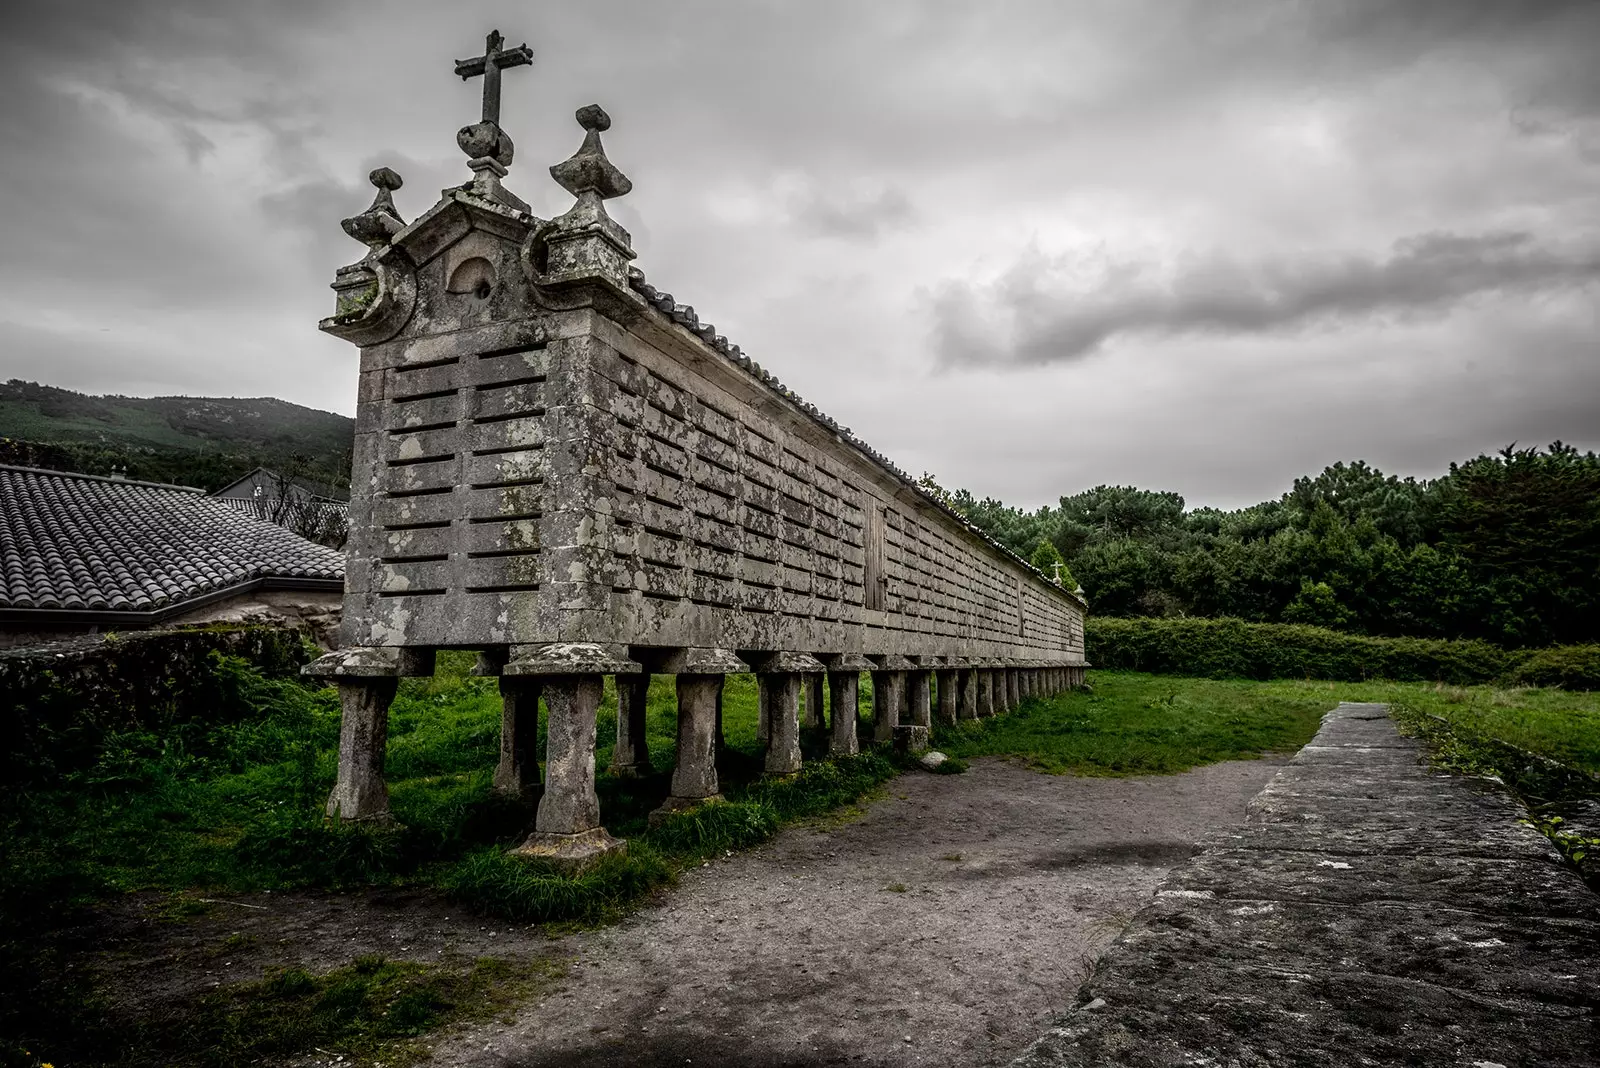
[306,29,1089,866]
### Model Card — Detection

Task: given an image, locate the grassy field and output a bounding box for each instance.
[932,671,1600,778]
[7,658,1598,1067]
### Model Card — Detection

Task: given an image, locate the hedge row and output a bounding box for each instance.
[1085,617,1600,689]
[0,625,313,789]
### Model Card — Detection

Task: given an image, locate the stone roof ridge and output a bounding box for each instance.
[623,268,1087,608]
[0,463,205,495]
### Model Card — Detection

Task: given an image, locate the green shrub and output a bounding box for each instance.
[1507,645,1600,691]
[1086,616,1518,684]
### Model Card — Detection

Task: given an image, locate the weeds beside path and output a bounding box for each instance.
[16,661,1591,1066]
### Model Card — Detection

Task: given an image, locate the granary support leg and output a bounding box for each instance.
[506,644,639,867]
[650,675,724,818]
[958,667,979,721]
[896,665,933,753]
[828,671,860,756]
[872,663,909,743]
[871,656,914,743]
[610,670,652,777]
[305,645,435,826]
[935,668,958,728]
[750,652,824,776]
[976,668,995,718]
[650,647,747,820]
[1007,667,1022,710]
[326,677,400,823]
[823,653,872,757]
[802,673,826,733]
[760,672,804,775]
[515,673,626,862]
[494,677,542,800]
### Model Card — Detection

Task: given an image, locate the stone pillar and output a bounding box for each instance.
[897,662,933,752]
[610,670,652,777]
[494,677,542,800]
[871,655,913,743]
[305,646,435,825]
[473,648,540,801]
[326,677,400,822]
[751,652,825,776]
[508,643,640,867]
[760,673,803,775]
[1007,666,1022,710]
[802,673,826,732]
[958,667,979,721]
[935,667,959,728]
[822,653,873,757]
[907,667,932,729]
[976,668,995,718]
[653,648,747,820]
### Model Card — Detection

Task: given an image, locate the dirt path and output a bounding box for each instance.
[422,755,1285,1068]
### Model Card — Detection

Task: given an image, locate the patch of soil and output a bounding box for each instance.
[424,755,1285,1068]
[74,755,1282,1067]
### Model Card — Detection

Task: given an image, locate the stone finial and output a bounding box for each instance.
[530,105,637,291]
[340,167,406,250]
[549,105,633,200]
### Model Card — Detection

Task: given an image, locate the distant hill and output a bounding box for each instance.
[0,380,354,491]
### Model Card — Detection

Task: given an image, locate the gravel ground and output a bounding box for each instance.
[425,754,1287,1068]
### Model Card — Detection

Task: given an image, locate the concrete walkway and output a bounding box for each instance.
[1011,702,1600,1068]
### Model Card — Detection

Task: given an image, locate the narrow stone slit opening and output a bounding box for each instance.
[472,409,547,426]
[468,477,543,490]
[386,420,456,434]
[476,342,547,360]
[393,355,460,373]
[385,485,455,499]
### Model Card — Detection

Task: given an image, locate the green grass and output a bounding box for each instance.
[11,656,1599,1067]
[0,653,896,1067]
[931,671,1600,779]
[933,672,1330,774]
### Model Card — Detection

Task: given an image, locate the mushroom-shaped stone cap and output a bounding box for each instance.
[341,166,407,250]
[549,103,632,199]
[370,166,403,191]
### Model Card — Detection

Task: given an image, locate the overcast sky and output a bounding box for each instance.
[1,0,1596,509]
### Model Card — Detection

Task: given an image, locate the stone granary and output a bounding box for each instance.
[307,30,1087,865]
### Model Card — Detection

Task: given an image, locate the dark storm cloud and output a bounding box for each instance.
[0,0,1595,509]
[931,230,1600,367]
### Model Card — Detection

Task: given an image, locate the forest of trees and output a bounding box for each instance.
[927,443,1600,650]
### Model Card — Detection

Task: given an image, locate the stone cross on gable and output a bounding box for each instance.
[455,29,533,128]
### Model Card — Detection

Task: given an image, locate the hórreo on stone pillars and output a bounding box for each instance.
[305,27,1090,872]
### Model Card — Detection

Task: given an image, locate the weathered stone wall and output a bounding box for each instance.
[343,301,1085,661]
[0,625,312,788]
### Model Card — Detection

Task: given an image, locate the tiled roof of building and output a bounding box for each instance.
[0,465,343,614]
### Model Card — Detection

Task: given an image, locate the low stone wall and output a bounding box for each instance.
[0,625,313,789]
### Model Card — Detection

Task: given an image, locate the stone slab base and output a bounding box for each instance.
[893,724,932,754]
[510,826,627,869]
[648,793,725,827]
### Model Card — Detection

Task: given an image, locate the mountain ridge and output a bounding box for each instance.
[0,379,354,491]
